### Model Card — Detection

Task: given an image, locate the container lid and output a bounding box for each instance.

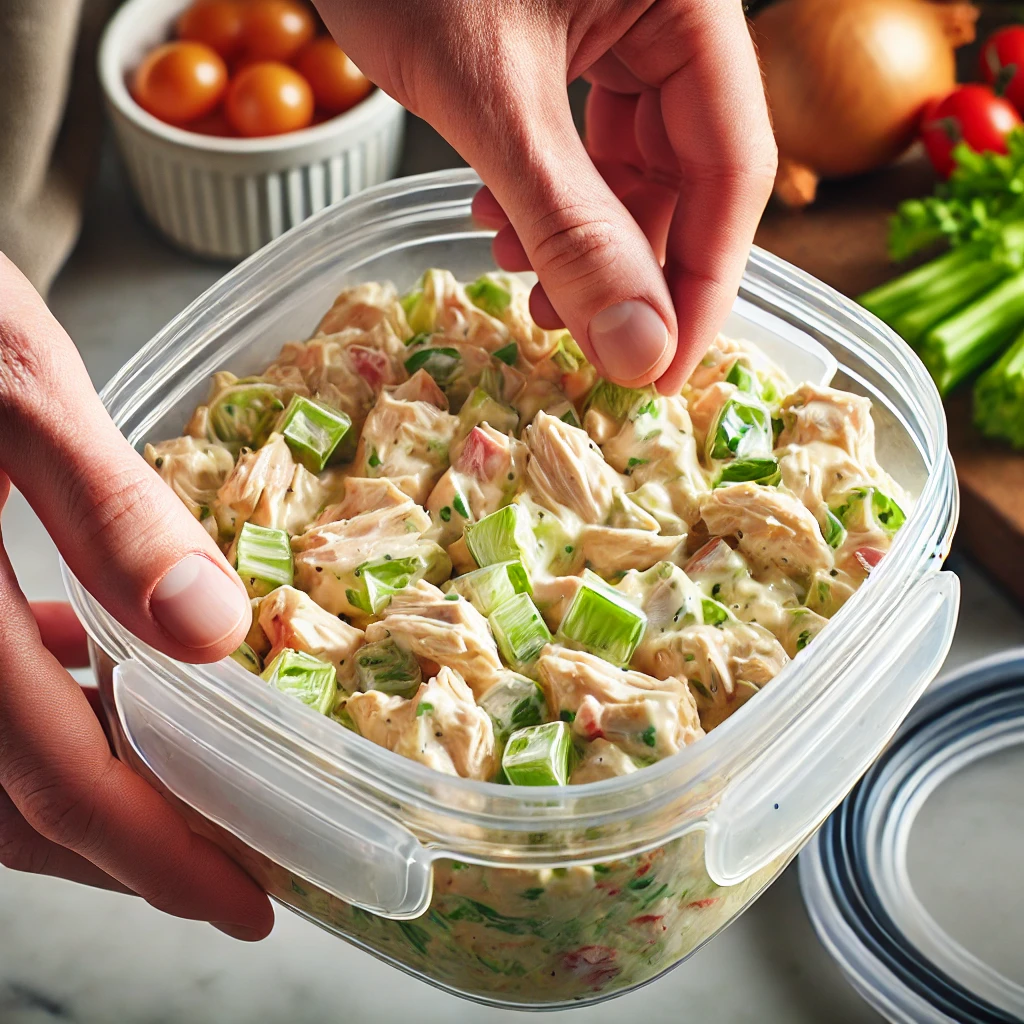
[800,650,1024,1024]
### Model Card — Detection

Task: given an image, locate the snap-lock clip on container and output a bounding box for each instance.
[66,169,959,1009]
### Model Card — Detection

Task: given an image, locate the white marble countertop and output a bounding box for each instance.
[2,135,1023,1024]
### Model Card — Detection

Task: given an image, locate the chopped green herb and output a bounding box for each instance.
[417,702,435,717]
[439,505,452,522]
[453,493,470,518]
[404,347,461,387]
[494,342,519,365]
[640,725,656,748]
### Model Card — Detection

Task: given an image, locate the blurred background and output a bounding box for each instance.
[2,1,1024,1022]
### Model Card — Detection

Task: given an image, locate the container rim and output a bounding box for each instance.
[98,0,401,156]
[63,168,959,844]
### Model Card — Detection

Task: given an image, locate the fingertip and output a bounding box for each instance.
[149,554,250,663]
[471,187,509,230]
[491,226,533,274]
[528,284,564,332]
[588,300,673,387]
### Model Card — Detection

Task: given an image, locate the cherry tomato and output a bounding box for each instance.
[188,108,237,137]
[920,84,1021,178]
[176,0,245,60]
[132,41,228,125]
[225,61,314,136]
[240,0,316,62]
[981,27,1024,117]
[294,38,373,115]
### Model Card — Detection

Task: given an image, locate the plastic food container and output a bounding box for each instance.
[98,0,406,260]
[800,648,1024,1024]
[64,169,960,1009]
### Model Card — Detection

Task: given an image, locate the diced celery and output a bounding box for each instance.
[725,359,757,394]
[355,639,422,698]
[551,333,587,372]
[715,455,780,487]
[447,561,531,616]
[830,487,906,536]
[464,503,534,571]
[230,642,262,674]
[278,394,351,472]
[346,555,424,615]
[707,394,772,460]
[584,379,655,422]
[465,275,512,317]
[209,381,285,451]
[458,386,520,436]
[489,593,552,671]
[401,270,442,333]
[502,721,573,786]
[235,523,293,594]
[404,347,461,387]
[558,573,647,666]
[261,648,337,715]
[820,509,846,548]
[479,674,548,746]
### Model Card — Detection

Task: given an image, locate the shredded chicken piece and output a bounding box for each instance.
[144,436,234,520]
[352,380,459,503]
[214,433,327,537]
[635,622,788,731]
[391,368,449,408]
[316,281,412,339]
[346,666,497,780]
[364,581,503,696]
[537,646,704,760]
[313,476,411,526]
[579,526,684,577]
[525,412,654,529]
[259,585,364,690]
[292,501,443,615]
[777,384,881,472]
[700,482,833,580]
[777,441,876,521]
[570,739,639,784]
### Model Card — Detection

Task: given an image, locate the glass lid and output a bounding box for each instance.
[800,649,1024,1024]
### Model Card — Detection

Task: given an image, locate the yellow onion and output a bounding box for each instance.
[753,0,978,206]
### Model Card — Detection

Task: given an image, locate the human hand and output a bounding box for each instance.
[0,255,273,941]
[314,0,775,393]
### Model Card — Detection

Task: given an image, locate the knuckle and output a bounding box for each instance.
[5,756,107,858]
[530,206,620,285]
[0,320,49,428]
[0,799,49,875]
[69,465,167,559]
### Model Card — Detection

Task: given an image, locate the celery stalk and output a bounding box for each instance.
[479,674,548,746]
[279,395,351,472]
[464,503,535,571]
[921,270,1024,394]
[230,642,262,674]
[974,328,1024,448]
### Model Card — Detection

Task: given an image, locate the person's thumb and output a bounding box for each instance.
[455,63,676,387]
[0,254,250,662]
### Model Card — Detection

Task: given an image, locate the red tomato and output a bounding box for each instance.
[240,0,316,62]
[920,84,1021,178]
[980,26,1024,116]
[132,41,228,125]
[224,61,314,136]
[294,38,373,115]
[176,1,245,60]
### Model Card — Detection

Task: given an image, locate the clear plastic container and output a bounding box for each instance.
[64,169,961,1009]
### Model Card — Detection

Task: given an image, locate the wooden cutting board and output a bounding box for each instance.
[755,152,1024,607]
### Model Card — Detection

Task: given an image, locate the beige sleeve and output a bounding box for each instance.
[0,0,117,294]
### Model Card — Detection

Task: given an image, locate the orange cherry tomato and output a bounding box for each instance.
[294,38,373,115]
[176,1,245,60]
[132,41,228,125]
[225,61,314,136]
[241,0,316,63]
[188,108,237,137]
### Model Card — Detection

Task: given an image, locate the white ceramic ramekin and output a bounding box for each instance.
[98,0,406,259]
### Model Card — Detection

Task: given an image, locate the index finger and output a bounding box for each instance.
[616,0,776,393]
